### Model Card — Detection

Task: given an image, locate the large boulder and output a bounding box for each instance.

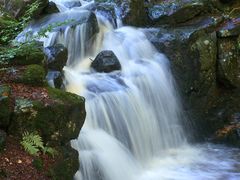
[9,87,86,146]
[91,50,121,73]
[44,44,68,71]
[7,87,86,179]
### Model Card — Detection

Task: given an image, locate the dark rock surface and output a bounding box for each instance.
[91,50,121,73]
[44,44,68,71]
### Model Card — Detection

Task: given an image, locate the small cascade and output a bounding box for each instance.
[20,0,240,179]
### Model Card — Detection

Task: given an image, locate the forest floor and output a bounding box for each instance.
[0,136,55,180]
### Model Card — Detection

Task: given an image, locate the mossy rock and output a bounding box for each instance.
[48,143,79,180]
[0,85,12,129]
[18,64,46,86]
[12,44,46,66]
[9,88,86,145]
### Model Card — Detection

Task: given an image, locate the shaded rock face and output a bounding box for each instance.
[44,44,68,72]
[91,50,121,73]
[143,0,240,144]
[42,1,59,15]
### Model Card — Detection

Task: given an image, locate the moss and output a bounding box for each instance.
[13,45,46,66]
[47,87,85,104]
[19,64,46,86]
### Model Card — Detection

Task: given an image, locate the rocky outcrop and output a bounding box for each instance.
[91,50,121,73]
[143,0,240,144]
[0,41,85,179]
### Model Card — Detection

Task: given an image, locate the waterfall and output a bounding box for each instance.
[23,1,240,179]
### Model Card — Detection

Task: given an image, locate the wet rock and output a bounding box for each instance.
[44,44,68,71]
[63,0,81,8]
[145,16,219,95]
[94,3,117,27]
[0,85,12,130]
[217,36,240,88]
[22,10,99,46]
[91,50,121,73]
[147,0,204,25]
[42,2,59,15]
[0,130,7,152]
[46,71,63,89]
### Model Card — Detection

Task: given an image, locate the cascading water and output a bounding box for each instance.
[23,0,240,179]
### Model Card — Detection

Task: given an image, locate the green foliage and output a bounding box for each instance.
[20,131,57,157]
[21,64,46,86]
[0,1,41,44]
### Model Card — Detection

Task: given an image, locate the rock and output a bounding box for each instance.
[25,10,99,36]
[49,143,79,180]
[0,85,12,130]
[9,87,86,146]
[10,42,46,66]
[147,0,204,25]
[217,36,240,88]
[144,15,221,138]
[42,2,59,15]
[17,65,46,86]
[94,3,117,27]
[91,50,121,73]
[0,0,48,19]
[44,44,68,71]
[0,130,7,152]
[63,0,81,8]
[46,71,63,89]
[123,0,148,26]
[8,87,86,179]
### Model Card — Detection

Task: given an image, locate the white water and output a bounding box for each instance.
[36,1,240,180]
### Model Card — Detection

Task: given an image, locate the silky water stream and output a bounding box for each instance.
[26,0,240,179]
